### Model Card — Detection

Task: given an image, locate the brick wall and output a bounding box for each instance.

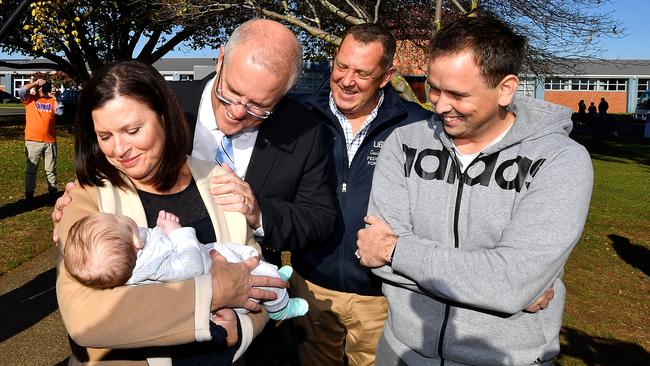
[544,91,628,113]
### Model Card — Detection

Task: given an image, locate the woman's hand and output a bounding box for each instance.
[209,250,285,312]
[211,309,239,347]
[52,182,77,243]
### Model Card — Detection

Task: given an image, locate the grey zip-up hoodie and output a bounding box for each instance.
[368,96,593,365]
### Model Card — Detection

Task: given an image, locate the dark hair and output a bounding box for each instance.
[429,16,527,88]
[74,60,190,191]
[341,23,396,71]
[42,82,52,94]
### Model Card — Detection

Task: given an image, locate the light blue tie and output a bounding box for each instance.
[215,135,235,171]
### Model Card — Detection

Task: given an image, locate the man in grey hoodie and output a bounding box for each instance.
[356,16,593,366]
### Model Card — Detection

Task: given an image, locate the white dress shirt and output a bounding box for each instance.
[190,77,265,236]
[191,77,258,179]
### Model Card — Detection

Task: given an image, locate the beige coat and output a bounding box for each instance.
[56,156,267,365]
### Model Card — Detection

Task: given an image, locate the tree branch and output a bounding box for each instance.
[344,0,369,20]
[317,0,366,25]
[449,0,467,14]
[128,29,144,54]
[305,0,322,28]
[435,0,442,31]
[256,7,343,46]
[146,26,200,62]
[373,0,381,23]
[139,30,162,57]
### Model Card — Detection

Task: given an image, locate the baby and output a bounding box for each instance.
[63,210,308,321]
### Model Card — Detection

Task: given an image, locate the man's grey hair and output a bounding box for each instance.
[224,19,303,92]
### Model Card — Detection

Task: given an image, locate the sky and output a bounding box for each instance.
[597,0,650,59]
[1,0,649,60]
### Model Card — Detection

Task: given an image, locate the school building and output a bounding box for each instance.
[2,57,649,114]
[0,58,218,98]
[402,58,650,114]
[523,59,650,114]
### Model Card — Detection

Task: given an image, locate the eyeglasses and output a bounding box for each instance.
[215,57,273,120]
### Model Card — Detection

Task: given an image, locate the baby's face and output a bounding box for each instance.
[113,215,144,251]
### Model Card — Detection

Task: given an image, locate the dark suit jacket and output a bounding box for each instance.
[170,74,337,257]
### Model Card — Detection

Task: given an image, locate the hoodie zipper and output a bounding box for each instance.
[437,154,481,364]
[437,169,465,365]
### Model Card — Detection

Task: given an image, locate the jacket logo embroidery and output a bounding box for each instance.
[367,140,384,166]
[402,144,545,192]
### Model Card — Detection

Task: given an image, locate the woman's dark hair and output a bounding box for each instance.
[74,60,190,191]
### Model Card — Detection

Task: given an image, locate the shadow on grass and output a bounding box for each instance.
[54,358,70,365]
[0,192,57,220]
[0,267,57,342]
[1,116,70,140]
[609,234,649,276]
[559,326,649,365]
[0,117,25,140]
[571,123,650,167]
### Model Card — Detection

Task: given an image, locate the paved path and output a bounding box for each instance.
[0,246,70,365]
[0,107,24,116]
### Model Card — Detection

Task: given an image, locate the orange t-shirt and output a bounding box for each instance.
[23,95,56,143]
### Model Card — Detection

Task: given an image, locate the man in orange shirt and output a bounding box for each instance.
[19,78,58,204]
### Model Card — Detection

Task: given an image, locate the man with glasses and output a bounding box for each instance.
[289,23,431,366]
[169,20,338,363]
[172,19,337,268]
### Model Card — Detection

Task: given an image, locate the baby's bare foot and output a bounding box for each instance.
[156,210,181,234]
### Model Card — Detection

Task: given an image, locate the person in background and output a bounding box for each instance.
[357,16,593,365]
[588,101,597,124]
[19,78,58,205]
[577,99,586,125]
[598,97,609,122]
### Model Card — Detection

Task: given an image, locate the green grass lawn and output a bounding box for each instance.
[556,132,650,365]
[0,103,24,109]
[0,115,75,273]
[0,116,647,364]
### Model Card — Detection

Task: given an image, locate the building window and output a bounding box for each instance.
[517,78,536,97]
[13,75,32,97]
[568,79,598,90]
[544,78,627,91]
[179,74,194,81]
[602,79,627,91]
[544,78,566,90]
[638,79,649,99]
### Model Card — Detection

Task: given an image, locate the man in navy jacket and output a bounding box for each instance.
[291,23,431,366]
